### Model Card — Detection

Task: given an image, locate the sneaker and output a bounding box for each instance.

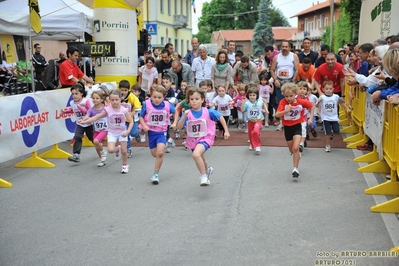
[299,144,304,153]
[100,150,107,162]
[311,129,317,137]
[255,147,261,155]
[68,154,80,163]
[325,145,331,152]
[165,147,172,153]
[167,138,176,148]
[265,121,269,127]
[249,145,253,150]
[200,177,210,186]
[330,133,335,140]
[357,144,373,151]
[276,124,283,131]
[244,129,248,134]
[140,134,146,143]
[238,123,243,130]
[174,130,180,139]
[97,161,106,167]
[121,165,129,174]
[114,145,121,160]
[206,166,214,179]
[135,134,141,142]
[151,174,159,184]
[292,169,299,178]
[304,140,307,147]
[127,148,132,158]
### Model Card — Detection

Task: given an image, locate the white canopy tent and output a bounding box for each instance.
[0,0,93,40]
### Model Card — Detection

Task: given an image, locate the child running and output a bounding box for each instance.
[176,87,230,186]
[275,83,314,178]
[241,85,268,154]
[120,80,142,158]
[296,80,313,152]
[80,90,133,174]
[258,75,274,127]
[232,83,247,130]
[212,85,233,137]
[83,90,108,166]
[316,80,351,152]
[62,84,93,163]
[139,85,176,185]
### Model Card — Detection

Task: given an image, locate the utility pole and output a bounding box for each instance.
[330,0,334,49]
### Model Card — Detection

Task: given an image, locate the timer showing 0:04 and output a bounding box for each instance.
[90,44,112,55]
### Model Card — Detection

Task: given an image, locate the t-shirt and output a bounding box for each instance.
[313,63,345,93]
[319,94,344,122]
[212,95,233,116]
[87,106,108,132]
[277,97,313,127]
[155,60,172,79]
[297,64,315,83]
[59,60,84,87]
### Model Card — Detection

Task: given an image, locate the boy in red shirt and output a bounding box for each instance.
[275,83,314,178]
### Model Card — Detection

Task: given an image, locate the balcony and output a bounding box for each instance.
[173,15,188,29]
[292,29,325,41]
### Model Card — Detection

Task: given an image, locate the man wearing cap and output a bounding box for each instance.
[191,44,215,87]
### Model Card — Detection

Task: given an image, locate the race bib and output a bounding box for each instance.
[94,118,108,131]
[187,119,207,138]
[259,88,270,98]
[324,101,335,113]
[277,68,293,79]
[109,114,125,127]
[283,105,302,120]
[218,104,229,115]
[147,109,167,126]
[248,107,261,119]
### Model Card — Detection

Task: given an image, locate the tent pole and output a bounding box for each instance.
[29,26,35,92]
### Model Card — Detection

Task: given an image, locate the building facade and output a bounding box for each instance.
[141,0,193,57]
[290,0,341,51]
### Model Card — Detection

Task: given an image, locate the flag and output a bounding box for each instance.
[29,0,42,34]
[191,0,196,14]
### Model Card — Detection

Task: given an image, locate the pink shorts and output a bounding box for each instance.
[94,130,108,142]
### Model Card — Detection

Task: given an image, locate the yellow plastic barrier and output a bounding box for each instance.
[365,103,399,213]
[0,178,12,188]
[342,85,368,145]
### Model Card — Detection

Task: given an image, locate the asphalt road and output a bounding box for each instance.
[1,141,398,266]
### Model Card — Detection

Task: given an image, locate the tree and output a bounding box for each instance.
[269,7,290,27]
[252,0,275,56]
[340,0,361,43]
[198,0,289,34]
[193,26,212,44]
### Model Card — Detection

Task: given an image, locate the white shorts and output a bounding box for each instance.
[107,131,128,143]
[301,121,307,138]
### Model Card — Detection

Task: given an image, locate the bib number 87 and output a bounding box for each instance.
[191,124,201,132]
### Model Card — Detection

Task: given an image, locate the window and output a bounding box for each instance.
[311,21,314,30]
[168,0,171,15]
[314,16,317,29]
[175,0,177,14]
[236,45,243,51]
[186,0,189,15]
[186,40,189,53]
[325,17,328,26]
[160,0,164,13]
[168,38,172,44]
[161,37,165,46]
[320,14,324,27]
[304,18,308,31]
[175,39,178,54]
[181,40,184,56]
[181,0,183,13]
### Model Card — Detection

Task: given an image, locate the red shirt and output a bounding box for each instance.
[277,97,313,127]
[313,63,344,93]
[59,60,84,86]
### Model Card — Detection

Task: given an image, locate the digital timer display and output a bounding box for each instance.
[66,42,116,57]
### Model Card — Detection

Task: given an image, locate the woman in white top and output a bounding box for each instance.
[139,56,158,96]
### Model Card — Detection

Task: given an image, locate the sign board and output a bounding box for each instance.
[67,42,116,57]
[146,23,157,35]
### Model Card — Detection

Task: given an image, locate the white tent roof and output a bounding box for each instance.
[0,0,93,40]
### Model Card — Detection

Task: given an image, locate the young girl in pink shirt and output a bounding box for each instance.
[81,90,133,174]
[177,86,230,186]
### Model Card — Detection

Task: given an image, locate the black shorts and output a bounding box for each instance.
[323,120,340,135]
[284,123,302,141]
